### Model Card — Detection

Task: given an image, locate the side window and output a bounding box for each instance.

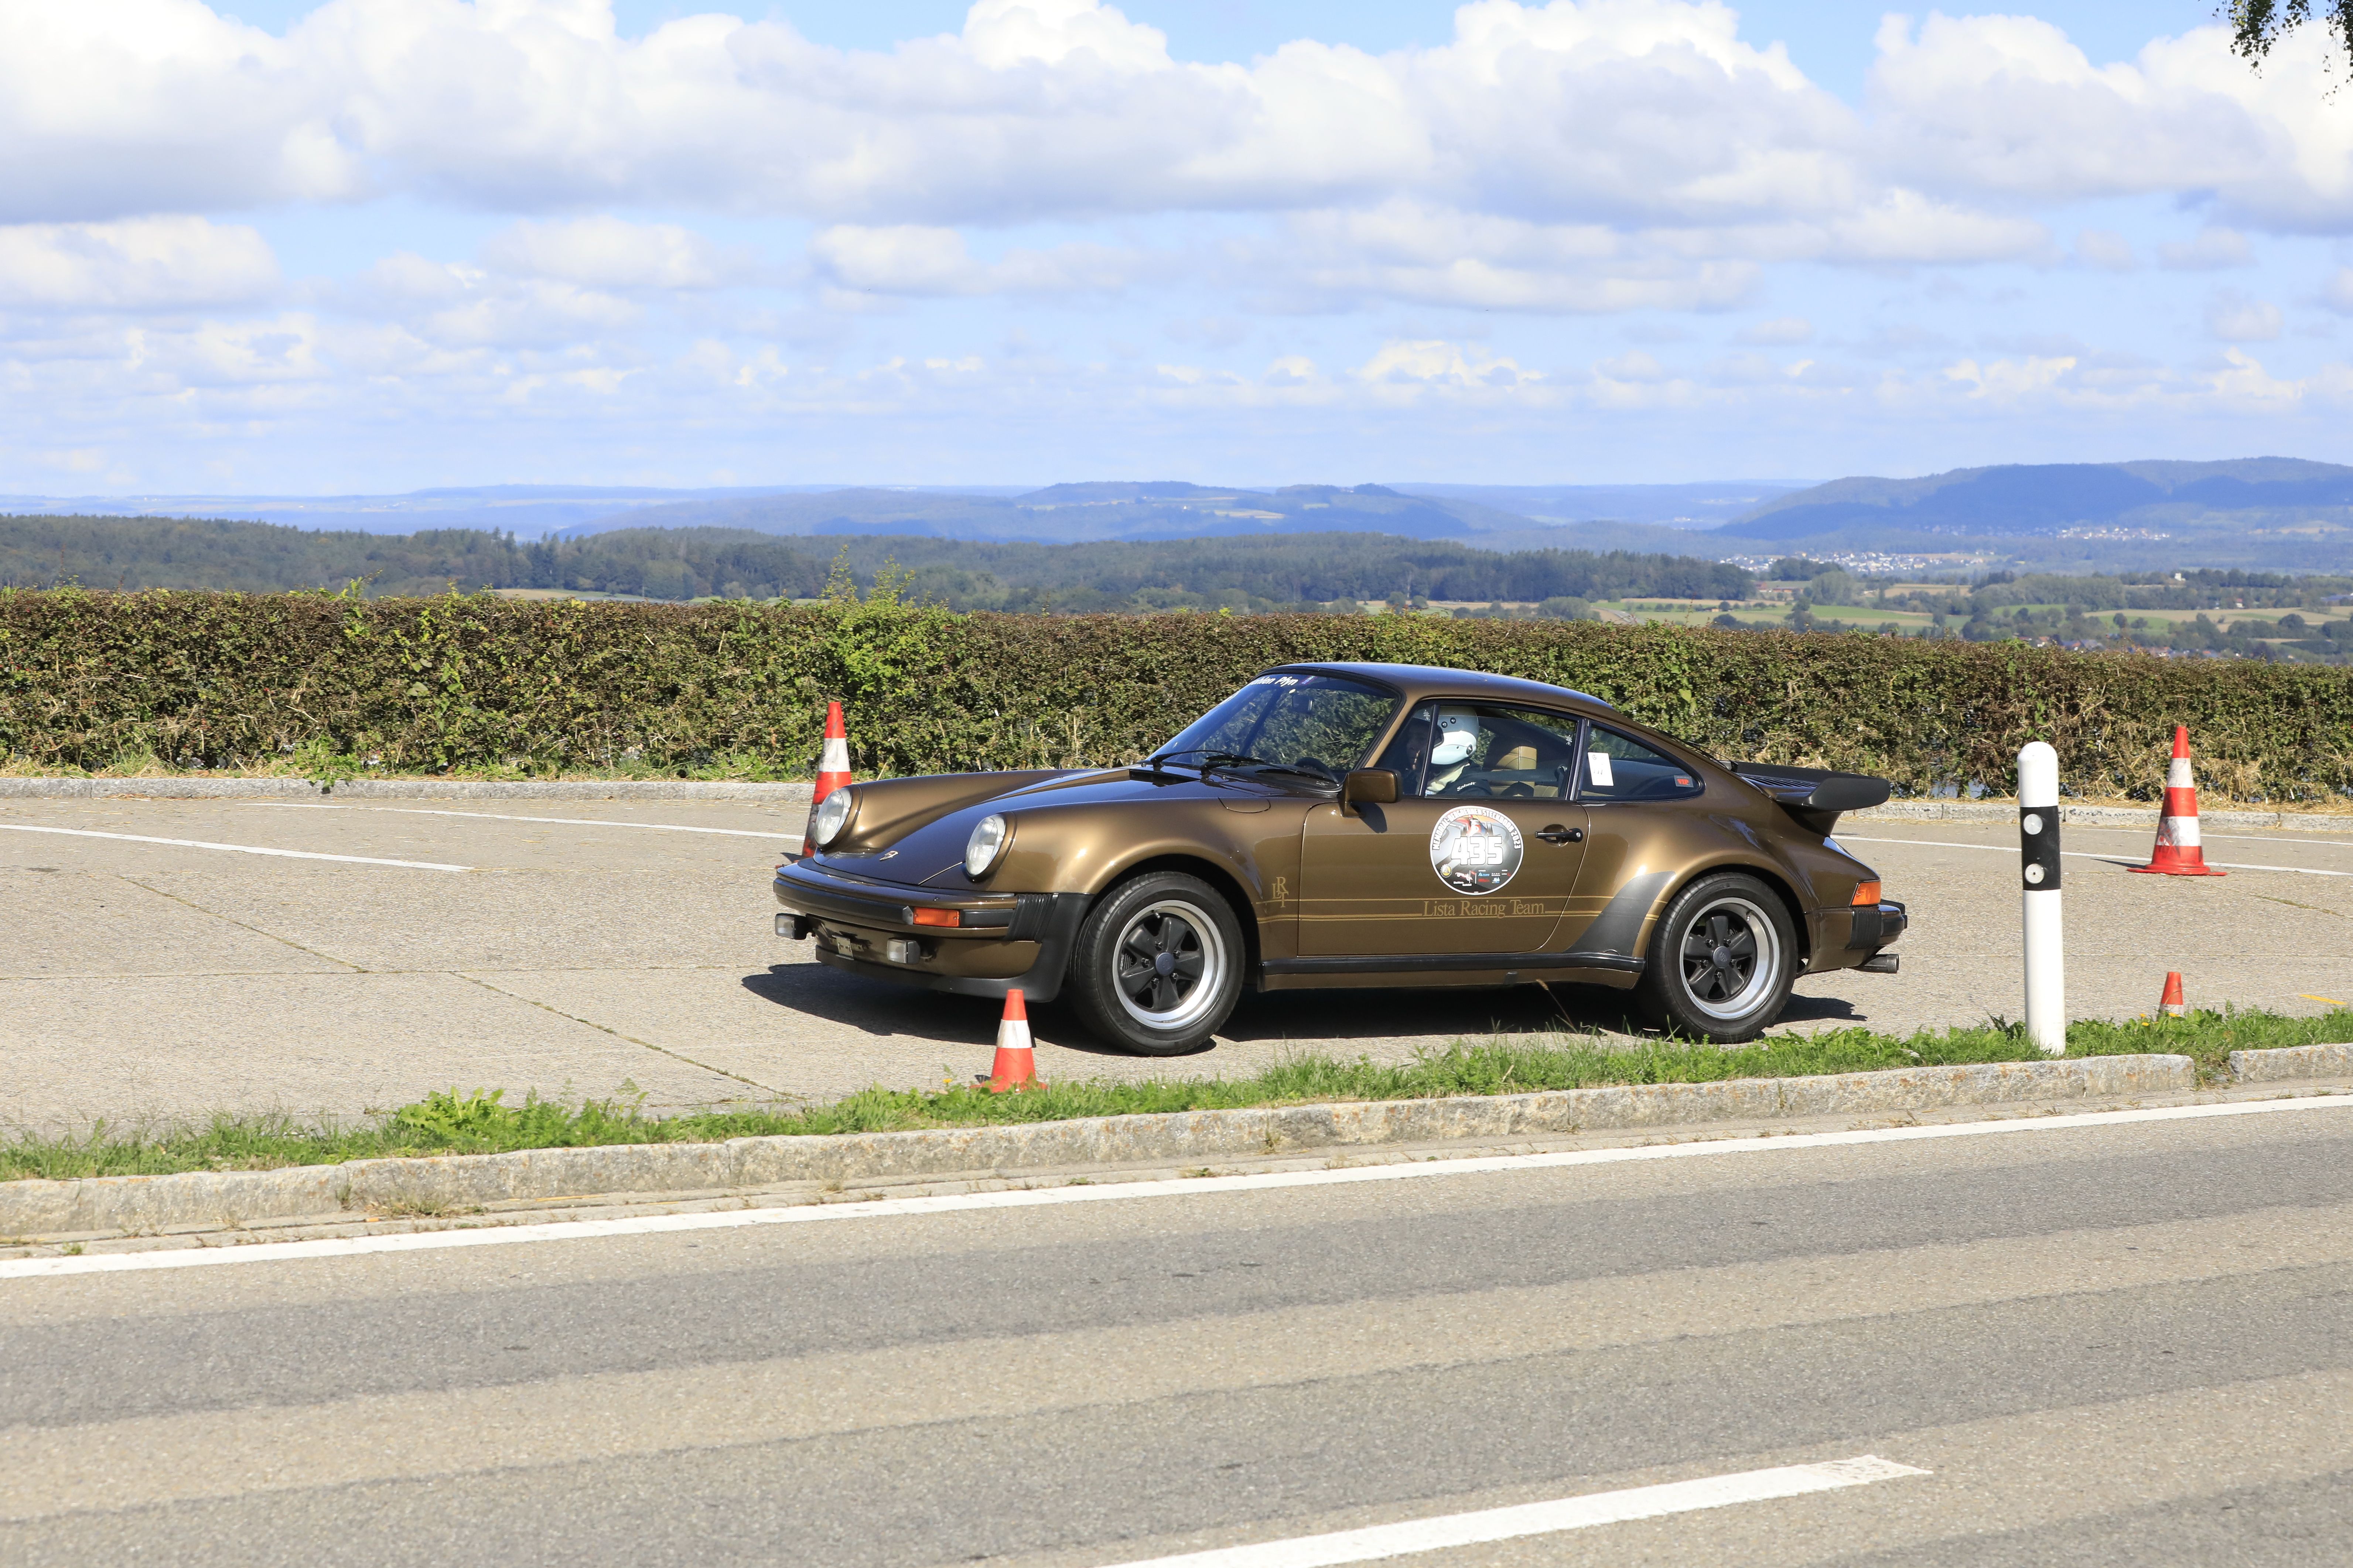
[1581,726,1703,802]
[1388,703,1581,799]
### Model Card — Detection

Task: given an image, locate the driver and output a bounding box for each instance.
[1426,707,1485,794]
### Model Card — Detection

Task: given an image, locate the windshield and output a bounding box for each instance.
[1155,672,1400,783]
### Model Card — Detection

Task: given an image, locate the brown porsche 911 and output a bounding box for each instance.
[771,662,1906,1052]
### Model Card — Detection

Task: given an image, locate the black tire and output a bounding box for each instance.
[1633,872,1799,1044]
[1065,872,1245,1055]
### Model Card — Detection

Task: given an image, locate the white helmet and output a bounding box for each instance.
[1430,708,1482,769]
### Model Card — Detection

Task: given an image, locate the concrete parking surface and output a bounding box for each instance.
[1,795,2350,1129]
[2,1100,2349,1564]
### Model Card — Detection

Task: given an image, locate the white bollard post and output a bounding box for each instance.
[2018,742,2065,1056]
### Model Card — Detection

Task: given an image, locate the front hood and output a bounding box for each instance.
[806,767,1302,888]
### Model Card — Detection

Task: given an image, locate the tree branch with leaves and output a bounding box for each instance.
[2228,0,2353,76]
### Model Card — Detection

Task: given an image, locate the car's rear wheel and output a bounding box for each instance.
[1634,872,1798,1044]
[1066,872,1244,1055]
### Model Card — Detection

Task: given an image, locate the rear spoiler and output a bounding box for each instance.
[1731,762,1892,832]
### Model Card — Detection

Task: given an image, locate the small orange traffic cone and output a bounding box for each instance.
[804,701,854,857]
[2158,972,2187,1018]
[2129,726,2225,877]
[814,701,853,801]
[979,989,1038,1093]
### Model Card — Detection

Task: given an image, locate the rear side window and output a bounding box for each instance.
[1582,726,1702,802]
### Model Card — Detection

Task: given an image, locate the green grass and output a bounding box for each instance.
[5,1007,2346,1183]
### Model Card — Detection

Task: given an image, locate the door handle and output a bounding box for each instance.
[1536,825,1583,844]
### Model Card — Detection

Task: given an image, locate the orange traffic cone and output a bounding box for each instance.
[804,701,854,857]
[814,701,853,801]
[979,989,1038,1093]
[2158,971,2187,1018]
[2129,726,2225,877]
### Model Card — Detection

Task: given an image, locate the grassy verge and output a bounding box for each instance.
[7,1007,2346,1184]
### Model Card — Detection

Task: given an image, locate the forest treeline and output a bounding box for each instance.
[0,514,1755,610]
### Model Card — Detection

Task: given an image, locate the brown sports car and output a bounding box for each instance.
[772,662,1905,1051]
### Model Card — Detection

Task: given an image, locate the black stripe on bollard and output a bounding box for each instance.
[2019,805,2062,891]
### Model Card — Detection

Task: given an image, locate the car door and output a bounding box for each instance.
[1554,721,1707,961]
[1297,700,1590,957]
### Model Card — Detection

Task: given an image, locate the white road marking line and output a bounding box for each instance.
[0,823,469,872]
[254,802,795,839]
[1094,1456,1930,1568]
[375,808,797,839]
[2074,825,2353,850]
[5,1093,2350,1281]
[1839,834,2353,878]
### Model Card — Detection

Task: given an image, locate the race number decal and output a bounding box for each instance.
[1430,805,1523,895]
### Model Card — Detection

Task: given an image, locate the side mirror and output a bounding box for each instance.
[1342,769,1399,807]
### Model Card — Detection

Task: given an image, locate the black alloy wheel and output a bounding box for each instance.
[1635,871,1799,1044]
[1067,871,1246,1055]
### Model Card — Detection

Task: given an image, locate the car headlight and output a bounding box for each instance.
[965,814,1010,879]
[810,788,854,848]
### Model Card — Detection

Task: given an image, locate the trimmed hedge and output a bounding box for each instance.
[3,586,2350,801]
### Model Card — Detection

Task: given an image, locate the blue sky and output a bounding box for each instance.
[4,1,2349,494]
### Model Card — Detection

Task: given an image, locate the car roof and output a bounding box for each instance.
[1267,661,1616,713]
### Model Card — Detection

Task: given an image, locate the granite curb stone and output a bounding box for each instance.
[0,1054,2200,1239]
[2227,1042,2353,1082]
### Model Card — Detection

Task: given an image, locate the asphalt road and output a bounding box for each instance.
[2,795,2351,1128]
[3,1100,2349,1564]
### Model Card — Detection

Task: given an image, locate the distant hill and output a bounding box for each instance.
[1398,481,1805,530]
[0,479,1796,558]
[1722,459,2353,572]
[568,482,1523,545]
[0,514,1753,607]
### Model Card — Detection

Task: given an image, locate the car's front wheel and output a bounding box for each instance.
[1066,872,1244,1055]
[1634,872,1798,1044]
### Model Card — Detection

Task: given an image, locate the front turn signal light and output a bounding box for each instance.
[1852,880,1883,906]
[907,906,961,928]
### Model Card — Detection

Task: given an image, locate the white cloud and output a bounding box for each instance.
[480,217,738,289]
[0,1,360,223]
[809,225,1140,296]
[356,253,639,349]
[961,0,1172,71]
[1596,350,1670,383]
[14,4,2353,488]
[2158,226,2252,270]
[2075,229,2136,271]
[1942,354,2079,403]
[0,0,1882,236]
[0,217,278,309]
[1864,13,2353,227]
[1355,339,1542,391]
[5,0,2353,252]
[2206,290,2282,342]
[1736,315,1813,345]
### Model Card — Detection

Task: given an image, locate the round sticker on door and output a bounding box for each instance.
[1430,804,1523,895]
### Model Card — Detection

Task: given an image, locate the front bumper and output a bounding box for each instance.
[772,860,1089,1002]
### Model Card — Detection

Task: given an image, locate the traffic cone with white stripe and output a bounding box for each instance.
[979,989,1038,1093]
[2158,971,2188,1018]
[2129,726,2225,877]
[814,701,853,801]
[802,701,854,857]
